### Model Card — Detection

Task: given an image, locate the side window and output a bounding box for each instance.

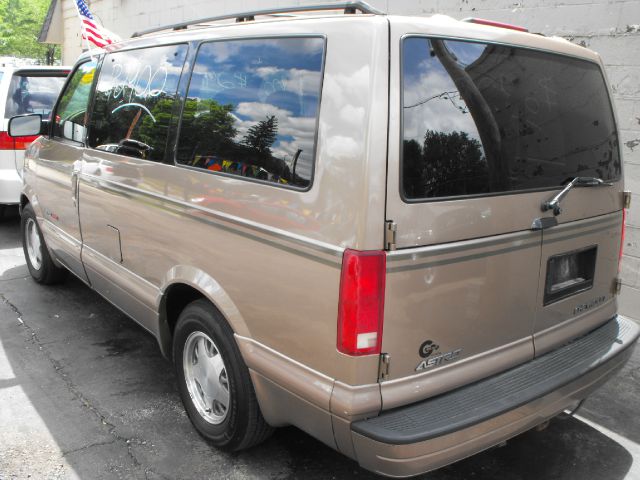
[88,45,188,162]
[177,37,325,189]
[53,61,97,143]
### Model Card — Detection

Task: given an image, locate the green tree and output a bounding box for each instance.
[0,0,59,64]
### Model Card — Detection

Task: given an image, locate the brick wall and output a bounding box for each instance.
[61,0,640,319]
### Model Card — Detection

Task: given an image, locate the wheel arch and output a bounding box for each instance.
[20,185,41,218]
[20,193,29,211]
[157,266,250,360]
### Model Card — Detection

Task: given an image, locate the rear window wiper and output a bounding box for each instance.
[542,176,613,216]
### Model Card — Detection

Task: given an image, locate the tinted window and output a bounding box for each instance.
[53,61,97,143]
[88,45,188,161]
[402,38,621,200]
[6,72,67,119]
[177,37,324,189]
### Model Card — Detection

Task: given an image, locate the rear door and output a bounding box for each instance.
[527,54,623,353]
[381,19,622,406]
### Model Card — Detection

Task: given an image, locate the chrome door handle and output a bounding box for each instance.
[71,171,79,207]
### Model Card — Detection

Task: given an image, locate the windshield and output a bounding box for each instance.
[402,38,621,200]
[5,72,67,120]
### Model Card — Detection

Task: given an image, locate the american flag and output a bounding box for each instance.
[75,0,120,49]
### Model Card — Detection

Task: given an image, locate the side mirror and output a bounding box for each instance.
[8,114,43,137]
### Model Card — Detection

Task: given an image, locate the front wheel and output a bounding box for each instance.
[21,203,67,284]
[173,299,273,450]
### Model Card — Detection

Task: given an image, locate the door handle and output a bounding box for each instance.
[71,170,79,207]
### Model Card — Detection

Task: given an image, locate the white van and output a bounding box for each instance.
[0,66,68,213]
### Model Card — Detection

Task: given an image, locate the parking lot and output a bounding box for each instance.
[1,208,639,480]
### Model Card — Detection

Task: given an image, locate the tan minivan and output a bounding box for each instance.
[9,2,639,476]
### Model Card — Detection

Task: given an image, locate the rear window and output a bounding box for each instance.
[5,72,67,119]
[402,38,621,200]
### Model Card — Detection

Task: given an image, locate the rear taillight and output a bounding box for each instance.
[0,131,38,150]
[619,208,626,272]
[463,17,529,32]
[13,135,38,150]
[337,249,386,356]
[0,132,13,150]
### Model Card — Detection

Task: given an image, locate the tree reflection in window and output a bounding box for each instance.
[177,37,325,189]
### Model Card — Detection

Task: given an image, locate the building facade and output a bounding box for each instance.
[41,0,640,319]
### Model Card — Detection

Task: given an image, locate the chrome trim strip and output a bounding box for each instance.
[543,212,619,233]
[388,241,540,273]
[387,230,539,263]
[543,221,619,245]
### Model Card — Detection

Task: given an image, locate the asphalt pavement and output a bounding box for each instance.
[1,207,639,480]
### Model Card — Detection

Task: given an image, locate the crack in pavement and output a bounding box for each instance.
[62,439,118,457]
[1,292,23,318]
[0,292,149,474]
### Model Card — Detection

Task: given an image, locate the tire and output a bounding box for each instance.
[21,203,67,284]
[173,299,273,450]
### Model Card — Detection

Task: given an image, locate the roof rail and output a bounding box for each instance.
[131,1,385,38]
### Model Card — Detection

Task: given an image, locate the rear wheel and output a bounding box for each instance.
[21,203,67,284]
[173,299,273,450]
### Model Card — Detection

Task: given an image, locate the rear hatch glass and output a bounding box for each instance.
[401,38,620,200]
[5,71,67,120]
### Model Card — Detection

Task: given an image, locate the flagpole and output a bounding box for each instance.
[71,0,97,60]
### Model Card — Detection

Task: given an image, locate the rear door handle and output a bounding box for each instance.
[71,170,79,207]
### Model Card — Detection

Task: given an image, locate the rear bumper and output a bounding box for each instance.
[351,315,639,478]
[0,152,21,205]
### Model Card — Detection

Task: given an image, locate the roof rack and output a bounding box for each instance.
[131,1,385,38]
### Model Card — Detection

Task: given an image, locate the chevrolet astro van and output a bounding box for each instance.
[9,2,639,476]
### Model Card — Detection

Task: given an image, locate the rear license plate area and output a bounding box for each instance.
[544,246,597,305]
